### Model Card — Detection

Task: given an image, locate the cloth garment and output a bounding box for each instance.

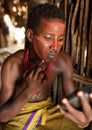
[1,97,83,130]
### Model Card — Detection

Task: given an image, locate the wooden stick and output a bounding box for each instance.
[73,72,92,86]
[65,4,73,52]
[71,0,80,64]
[86,14,92,76]
[76,0,84,71]
[80,0,89,75]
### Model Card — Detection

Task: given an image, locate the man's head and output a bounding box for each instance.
[26,3,66,63]
[27,3,65,33]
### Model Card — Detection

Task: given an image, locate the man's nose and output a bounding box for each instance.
[50,40,58,50]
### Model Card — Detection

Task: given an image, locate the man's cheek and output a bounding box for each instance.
[43,49,49,57]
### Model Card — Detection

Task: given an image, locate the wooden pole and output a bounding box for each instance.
[71,0,80,65]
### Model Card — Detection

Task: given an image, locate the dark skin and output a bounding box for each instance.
[0,18,92,127]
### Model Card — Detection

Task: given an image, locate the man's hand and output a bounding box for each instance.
[57,92,92,128]
[24,66,47,99]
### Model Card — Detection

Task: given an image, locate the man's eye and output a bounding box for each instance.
[58,37,65,42]
[44,36,52,40]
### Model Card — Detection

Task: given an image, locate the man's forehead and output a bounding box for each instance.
[36,18,66,35]
[40,18,66,25]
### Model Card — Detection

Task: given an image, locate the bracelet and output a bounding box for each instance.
[78,123,89,128]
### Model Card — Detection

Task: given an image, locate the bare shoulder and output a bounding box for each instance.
[0,49,25,102]
[59,51,72,63]
[56,51,73,73]
[2,49,24,68]
[1,49,25,81]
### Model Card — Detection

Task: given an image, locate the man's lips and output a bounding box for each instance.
[47,50,57,59]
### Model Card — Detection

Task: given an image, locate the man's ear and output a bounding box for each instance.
[26,28,33,42]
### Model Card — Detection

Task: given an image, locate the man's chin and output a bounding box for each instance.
[46,56,56,63]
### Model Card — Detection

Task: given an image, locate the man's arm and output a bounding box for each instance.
[0,57,19,107]
[0,64,46,122]
[0,55,29,122]
[62,61,75,96]
[60,52,76,96]
[58,52,92,127]
[0,84,32,122]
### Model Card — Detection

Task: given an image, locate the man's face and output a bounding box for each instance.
[32,18,66,62]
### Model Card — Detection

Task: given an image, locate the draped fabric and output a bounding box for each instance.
[1,97,83,130]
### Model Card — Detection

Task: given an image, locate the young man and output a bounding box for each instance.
[0,3,92,130]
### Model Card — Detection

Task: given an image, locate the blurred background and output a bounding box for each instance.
[0,0,27,49]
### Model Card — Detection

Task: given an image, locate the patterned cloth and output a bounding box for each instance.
[1,97,83,130]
